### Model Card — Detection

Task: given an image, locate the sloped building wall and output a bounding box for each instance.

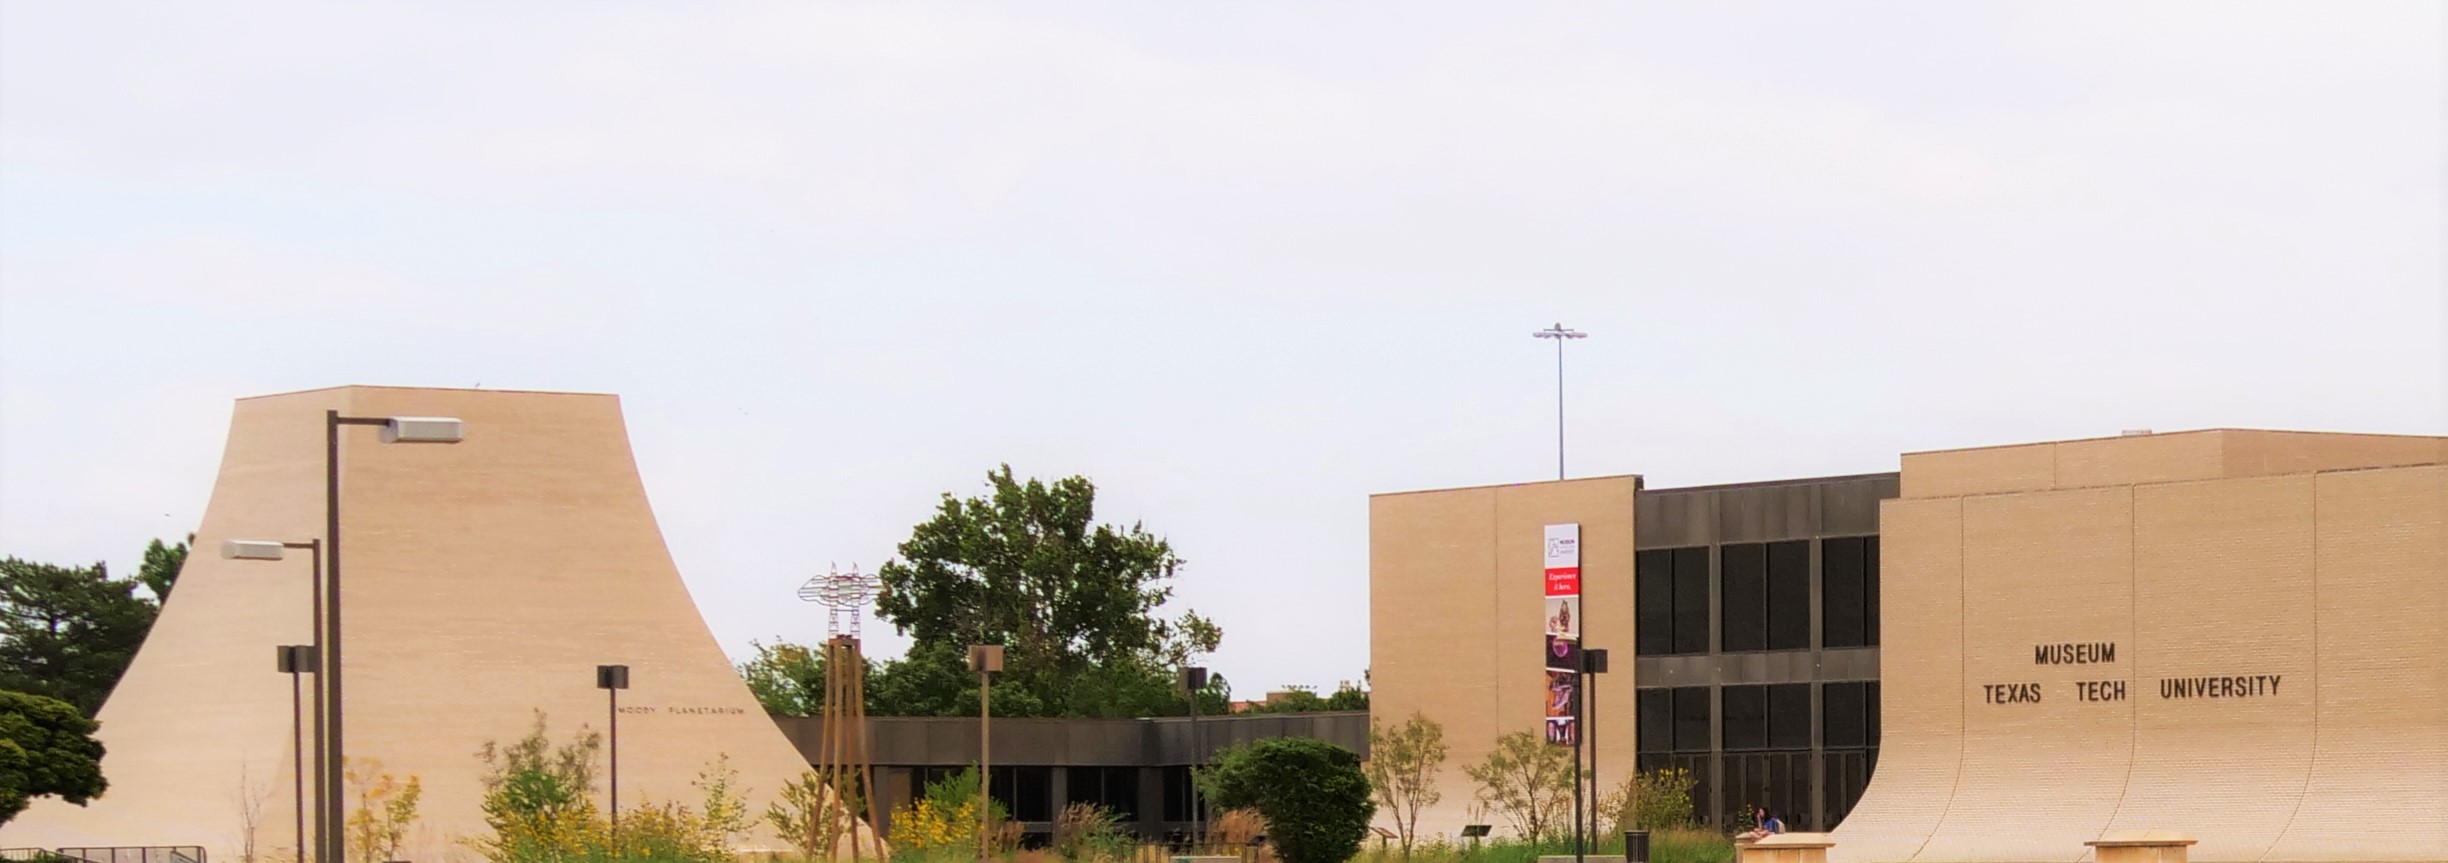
[1831,431,2446,862]
[2,387,820,858]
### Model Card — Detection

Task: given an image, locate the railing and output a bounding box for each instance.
[0,850,71,862]
[52,848,206,863]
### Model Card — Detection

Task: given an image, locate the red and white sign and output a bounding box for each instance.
[1542,523,1581,748]
[1543,523,1581,598]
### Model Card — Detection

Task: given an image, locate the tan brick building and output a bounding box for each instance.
[2,387,817,858]
[1370,430,2446,861]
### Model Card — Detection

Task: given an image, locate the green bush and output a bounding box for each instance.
[1052,801,1133,863]
[1198,738,1374,863]
[1604,767,1697,833]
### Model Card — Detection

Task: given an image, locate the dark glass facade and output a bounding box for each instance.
[1630,473,1894,831]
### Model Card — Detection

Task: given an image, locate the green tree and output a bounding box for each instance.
[470,712,602,860]
[737,639,881,717]
[135,539,187,604]
[1464,731,1572,842]
[874,466,1221,716]
[1199,739,1373,863]
[0,689,109,825]
[1243,681,1368,715]
[0,557,158,715]
[1366,712,1447,859]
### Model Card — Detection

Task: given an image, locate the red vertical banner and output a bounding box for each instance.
[1543,523,1581,746]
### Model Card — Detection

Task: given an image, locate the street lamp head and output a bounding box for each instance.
[380,417,464,444]
[967,644,1005,674]
[223,540,289,561]
[276,644,318,674]
[1532,324,1588,340]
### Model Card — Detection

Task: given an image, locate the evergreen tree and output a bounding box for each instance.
[0,558,157,716]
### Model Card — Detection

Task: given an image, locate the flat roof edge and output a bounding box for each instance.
[1640,471,1901,495]
[1370,472,1644,499]
[238,384,620,401]
[1902,427,2448,457]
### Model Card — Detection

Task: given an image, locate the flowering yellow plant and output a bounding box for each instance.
[888,796,981,852]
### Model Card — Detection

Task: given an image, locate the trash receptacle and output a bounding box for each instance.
[1624,831,1650,863]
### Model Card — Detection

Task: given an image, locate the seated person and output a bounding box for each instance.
[1735,806,1785,841]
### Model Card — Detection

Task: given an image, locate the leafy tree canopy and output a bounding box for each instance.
[0,689,109,825]
[1240,682,1369,714]
[739,638,1229,718]
[869,466,1223,717]
[135,539,186,604]
[0,556,161,716]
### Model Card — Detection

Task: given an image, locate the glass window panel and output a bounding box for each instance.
[1672,548,1711,654]
[1722,684,1766,750]
[1821,537,1866,649]
[1768,684,1811,750]
[1867,681,1881,747]
[1162,766,1192,822]
[1720,544,1766,652]
[1865,537,1881,646]
[1767,541,1810,650]
[1103,767,1139,820]
[1822,682,1867,748]
[1638,689,1674,753]
[1637,549,1675,656]
[1673,686,1711,752]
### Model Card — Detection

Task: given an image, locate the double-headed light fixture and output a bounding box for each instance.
[222,412,463,863]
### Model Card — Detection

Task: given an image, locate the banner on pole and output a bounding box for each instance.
[1543,523,1580,746]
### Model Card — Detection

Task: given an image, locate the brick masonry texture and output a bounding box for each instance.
[1831,434,2446,863]
[0,387,823,858]
[1369,475,1641,841]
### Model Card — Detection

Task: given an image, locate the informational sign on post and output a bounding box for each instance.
[1543,523,1581,746]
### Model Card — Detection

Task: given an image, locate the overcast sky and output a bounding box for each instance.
[3,2,2441,694]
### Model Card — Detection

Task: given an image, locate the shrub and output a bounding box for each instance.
[768,769,866,858]
[1365,712,1448,859]
[888,767,1011,861]
[1461,733,1571,842]
[1199,738,1374,863]
[465,712,741,863]
[469,713,605,862]
[1605,767,1695,832]
[342,758,422,863]
[1205,807,1267,852]
[1052,802,1132,863]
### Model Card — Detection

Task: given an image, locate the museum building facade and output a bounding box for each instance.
[1369,429,2446,861]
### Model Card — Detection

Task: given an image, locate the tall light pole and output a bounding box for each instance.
[224,539,323,863]
[323,412,461,863]
[275,644,318,863]
[967,645,1004,863]
[598,665,631,847]
[1182,666,1210,849]
[1532,324,1588,480]
[228,413,461,863]
[1582,648,1609,863]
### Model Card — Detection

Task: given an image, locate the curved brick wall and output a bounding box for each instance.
[1832,433,2445,863]
[2,387,822,858]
